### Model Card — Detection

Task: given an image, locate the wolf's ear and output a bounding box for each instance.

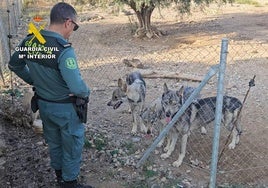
[176,86,184,97]
[141,107,148,115]
[118,78,127,92]
[163,83,168,93]
[151,103,157,112]
[126,74,131,85]
[122,82,127,92]
[118,78,124,87]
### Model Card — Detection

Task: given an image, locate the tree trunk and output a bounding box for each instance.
[128,1,163,38]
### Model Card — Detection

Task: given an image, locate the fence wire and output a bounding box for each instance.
[71,19,268,187]
[0,0,23,84]
[0,1,267,187]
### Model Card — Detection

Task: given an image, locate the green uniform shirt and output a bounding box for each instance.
[9,30,90,101]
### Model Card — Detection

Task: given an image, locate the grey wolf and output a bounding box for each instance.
[22,87,43,130]
[141,85,199,147]
[160,83,242,167]
[22,87,36,125]
[107,71,147,134]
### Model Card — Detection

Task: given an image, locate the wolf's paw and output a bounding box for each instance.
[131,129,137,135]
[131,125,137,134]
[160,153,170,159]
[157,142,163,148]
[172,160,183,167]
[163,146,169,152]
[201,127,207,135]
[235,136,240,144]
[140,127,148,134]
[127,108,131,114]
[228,142,236,149]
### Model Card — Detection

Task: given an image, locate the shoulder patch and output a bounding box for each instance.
[57,38,72,48]
[65,58,77,69]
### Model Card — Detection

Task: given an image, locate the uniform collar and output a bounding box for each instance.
[40,30,67,41]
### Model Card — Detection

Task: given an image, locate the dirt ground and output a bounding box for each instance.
[0,1,268,188]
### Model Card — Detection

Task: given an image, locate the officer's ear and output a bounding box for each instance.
[64,19,72,30]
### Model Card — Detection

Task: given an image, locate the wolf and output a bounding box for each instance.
[141,85,199,148]
[107,71,147,134]
[22,87,39,125]
[160,83,242,167]
[22,88,43,133]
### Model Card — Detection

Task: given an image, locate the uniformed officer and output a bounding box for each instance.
[9,2,92,188]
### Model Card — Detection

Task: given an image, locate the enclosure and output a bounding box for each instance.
[0,0,268,187]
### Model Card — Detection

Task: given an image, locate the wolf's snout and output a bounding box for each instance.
[166,111,171,118]
[107,101,112,106]
[165,111,172,123]
[113,101,123,109]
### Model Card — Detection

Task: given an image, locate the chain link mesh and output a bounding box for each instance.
[71,23,268,185]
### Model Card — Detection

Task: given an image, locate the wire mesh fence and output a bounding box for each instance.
[0,0,267,187]
[55,15,268,185]
[70,20,268,186]
[0,0,23,84]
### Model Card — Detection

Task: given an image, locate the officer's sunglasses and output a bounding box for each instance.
[65,18,79,31]
[71,20,79,31]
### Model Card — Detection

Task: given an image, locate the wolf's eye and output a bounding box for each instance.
[171,101,177,106]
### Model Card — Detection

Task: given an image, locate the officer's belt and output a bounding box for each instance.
[36,93,76,103]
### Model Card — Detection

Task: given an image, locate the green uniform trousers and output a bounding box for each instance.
[38,100,84,181]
